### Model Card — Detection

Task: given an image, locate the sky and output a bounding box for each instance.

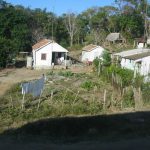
[6,0,115,15]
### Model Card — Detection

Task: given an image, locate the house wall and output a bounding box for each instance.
[140,56,150,76]
[33,43,68,69]
[137,43,144,48]
[121,56,150,76]
[121,58,136,70]
[33,44,52,69]
[81,47,104,62]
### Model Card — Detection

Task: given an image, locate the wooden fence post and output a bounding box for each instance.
[111,92,114,109]
[37,90,43,110]
[21,93,25,110]
[133,87,143,110]
[50,90,53,102]
[9,95,13,109]
[103,89,107,110]
[73,91,79,105]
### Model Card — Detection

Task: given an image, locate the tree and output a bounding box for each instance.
[0,3,32,67]
[55,16,69,47]
[102,51,111,66]
[63,12,78,47]
[0,37,15,67]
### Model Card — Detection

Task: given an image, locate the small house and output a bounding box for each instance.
[134,37,147,48]
[32,39,68,69]
[106,33,124,43]
[113,48,150,77]
[81,44,105,63]
[147,37,150,46]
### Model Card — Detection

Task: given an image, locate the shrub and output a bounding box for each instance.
[142,83,150,104]
[47,71,54,76]
[58,71,74,77]
[106,65,134,87]
[122,89,134,108]
[88,101,103,115]
[102,51,111,66]
[81,81,95,91]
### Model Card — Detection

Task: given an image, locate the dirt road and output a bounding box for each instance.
[0,68,47,97]
[0,66,92,97]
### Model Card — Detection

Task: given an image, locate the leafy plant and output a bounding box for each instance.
[122,89,134,108]
[142,83,150,104]
[58,71,74,77]
[81,81,94,91]
[102,50,111,66]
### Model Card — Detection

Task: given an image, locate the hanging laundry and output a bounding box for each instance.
[21,76,45,97]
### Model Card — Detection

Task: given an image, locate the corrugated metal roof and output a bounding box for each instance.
[123,52,150,60]
[106,33,122,42]
[114,48,150,57]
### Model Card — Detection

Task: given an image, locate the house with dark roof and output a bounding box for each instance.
[106,33,124,43]
[32,39,68,69]
[113,48,150,78]
[81,44,105,63]
[134,37,147,48]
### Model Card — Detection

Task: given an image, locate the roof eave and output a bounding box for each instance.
[32,42,52,52]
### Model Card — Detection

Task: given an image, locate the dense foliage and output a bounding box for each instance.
[0,0,150,67]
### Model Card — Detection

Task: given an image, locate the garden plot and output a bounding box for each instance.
[0,70,125,133]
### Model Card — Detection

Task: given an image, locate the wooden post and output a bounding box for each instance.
[37,90,43,110]
[50,90,53,101]
[138,87,143,108]
[111,73,113,84]
[73,91,79,105]
[133,87,143,110]
[93,86,97,102]
[98,60,101,76]
[103,89,107,110]
[111,92,114,109]
[10,95,13,109]
[21,93,25,110]
[62,90,67,108]
[65,52,67,69]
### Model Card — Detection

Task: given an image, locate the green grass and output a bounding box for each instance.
[0,71,149,135]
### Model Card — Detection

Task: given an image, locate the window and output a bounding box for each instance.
[41,53,46,60]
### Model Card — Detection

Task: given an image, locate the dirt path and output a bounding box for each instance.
[0,66,92,97]
[0,68,48,97]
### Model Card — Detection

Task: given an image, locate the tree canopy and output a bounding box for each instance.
[0,0,150,67]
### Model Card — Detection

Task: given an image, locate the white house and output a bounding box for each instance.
[81,44,105,62]
[134,37,147,48]
[113,48,150,77]
[136,55,150,76]
[32,39,68,69]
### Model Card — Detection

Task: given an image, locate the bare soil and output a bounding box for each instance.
[0,66,92,97]
[0,68,48,97]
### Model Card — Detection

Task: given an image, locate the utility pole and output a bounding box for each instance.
[51,6,55,41]
[144,0,148,40]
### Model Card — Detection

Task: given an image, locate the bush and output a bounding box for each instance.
[81,81,95,91]
[122,89,134,108]
[106,65,134,87]
[142,83,150,104]
[102,51,111,66]
[58,71,74,77]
